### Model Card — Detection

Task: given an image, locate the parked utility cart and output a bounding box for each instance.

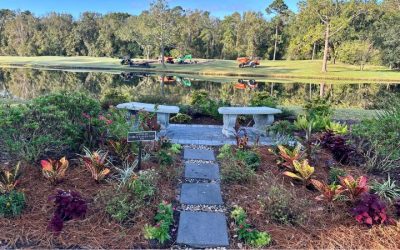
[237,57,260,68]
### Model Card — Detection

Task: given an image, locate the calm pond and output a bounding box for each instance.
[1,68,399,110]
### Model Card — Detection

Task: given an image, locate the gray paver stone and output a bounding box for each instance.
[184,162,220,180]
[180,183,223,205]
[177,211,229,247]
[184,148,215,161]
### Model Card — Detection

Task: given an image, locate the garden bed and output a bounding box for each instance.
[0,152,182,248]
[220,145,400,249]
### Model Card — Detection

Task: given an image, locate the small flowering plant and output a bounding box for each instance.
[231,206,272,248]
[143,201,174,245]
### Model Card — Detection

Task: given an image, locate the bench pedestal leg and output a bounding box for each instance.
[222,114,237,137]
[157,113,170,130]
[253,114,274,135]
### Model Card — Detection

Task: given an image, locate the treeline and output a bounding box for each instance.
[0,0,399,68]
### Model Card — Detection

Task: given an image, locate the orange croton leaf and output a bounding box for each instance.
[41,160,53,171]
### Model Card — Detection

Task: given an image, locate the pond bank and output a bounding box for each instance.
[1,56,400,83]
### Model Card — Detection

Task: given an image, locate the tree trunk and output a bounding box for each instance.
[322,24,330,73]
[161,42,166,68]
[312,42,316,60]
[273,23,278,61]
[160,74,165,96]
[331,43,336,64]
[270,83,274,96]
[320,83,325,97]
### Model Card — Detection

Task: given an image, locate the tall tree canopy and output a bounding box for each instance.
[0,0,398,70]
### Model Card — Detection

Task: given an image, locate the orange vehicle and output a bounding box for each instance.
[159,56,174,64]
[159,76,175,84]
[234,79,258,90]
[237,56,260,68]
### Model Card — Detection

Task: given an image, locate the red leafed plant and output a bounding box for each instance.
[311,179,345,203]
[41,157,69,184]
[275,144,305,170]
[48,189,87,234]
[339,175,369,201]
[351,193,388,226]
[80,147,111,182]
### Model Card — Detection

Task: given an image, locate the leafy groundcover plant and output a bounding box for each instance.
[48,189,87,234]
[351,193,389,226]
[144,202,174,245]
[231,206,272,248]
[0,191,25,218]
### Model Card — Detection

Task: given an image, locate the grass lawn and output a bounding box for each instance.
[0,56,399,83]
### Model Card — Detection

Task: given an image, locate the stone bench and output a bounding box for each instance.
[116,102,179,129]
[218,107,282,137]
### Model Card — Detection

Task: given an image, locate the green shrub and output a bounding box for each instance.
[157,150,173,166]
[0,103,73,161]
[100,89,129,109]
[33,91,101,124]
[371,175,400,203]
[269,120,296,135]
[217,144,233,160]
[144,202,174,245]
[304,97,333,120]
[231,206,272,248]
[106,194,139,222]
[0,191,25,218]
[0,92,105,161]
[128,170,158,200]
[250,92,278,108]
[221,160,255,184]
[236,150,261,171]
[328,167,347,185]
[265,186,307,225]
[170,113,192,124]
[190,90,223,119]
[107,170,157,222]
[353,100,400,162]
[169,144,182,154]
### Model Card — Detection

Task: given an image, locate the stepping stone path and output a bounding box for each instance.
[177,147,229,248]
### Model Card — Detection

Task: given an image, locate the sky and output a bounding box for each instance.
[0,0,299,18]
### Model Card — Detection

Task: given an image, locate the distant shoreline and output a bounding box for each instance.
[0,56,399,83]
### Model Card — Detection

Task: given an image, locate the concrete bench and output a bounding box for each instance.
[116,102,179,129]
[218,107,282,137]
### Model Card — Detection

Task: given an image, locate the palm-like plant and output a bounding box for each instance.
[0,162,22,193]
[311,179,345,202]
[80,147,111,182]
[371,175,400,203]
[41,157,69,184]
[275,143,305,169]
[339,175,369,201]
[283,159,315,184]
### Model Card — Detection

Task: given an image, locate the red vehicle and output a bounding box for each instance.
[237,57,260,68]
[159,56,174,64]
[159,76,175,84]
[234,79,258,90]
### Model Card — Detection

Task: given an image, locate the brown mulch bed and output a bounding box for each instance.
[221,146,400,249]
[0,155,182,248]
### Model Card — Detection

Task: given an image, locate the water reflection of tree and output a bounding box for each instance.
[0,68,399,109]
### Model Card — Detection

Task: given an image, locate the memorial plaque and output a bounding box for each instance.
[127,131,156,142]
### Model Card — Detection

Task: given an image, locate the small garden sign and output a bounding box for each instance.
[127,131,156,169]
